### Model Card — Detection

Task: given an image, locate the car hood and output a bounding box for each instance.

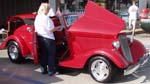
[69,1,125,37]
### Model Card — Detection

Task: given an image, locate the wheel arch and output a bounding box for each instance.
[83,49,129,69]
[6,35,30,57]
[84,54,115,70]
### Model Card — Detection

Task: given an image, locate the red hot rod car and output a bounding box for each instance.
[0,1,149,83]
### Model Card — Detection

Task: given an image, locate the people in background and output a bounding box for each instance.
[34,3,60,76]
[128,0,139,36]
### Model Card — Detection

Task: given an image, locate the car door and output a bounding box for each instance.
[18,17,38,64]
[27,25,38,64]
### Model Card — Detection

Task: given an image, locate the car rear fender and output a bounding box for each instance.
[0,35,30,57]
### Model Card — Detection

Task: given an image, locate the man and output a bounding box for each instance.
[128,1,139,36]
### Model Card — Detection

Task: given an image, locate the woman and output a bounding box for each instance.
[34,3,60,76]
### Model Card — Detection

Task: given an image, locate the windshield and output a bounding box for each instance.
[24,18,35,25]
[64,14,80,27]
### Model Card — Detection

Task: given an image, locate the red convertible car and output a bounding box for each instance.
[0,1,149,83]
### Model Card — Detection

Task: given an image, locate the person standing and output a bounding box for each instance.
[34,3,60,76]
[128,1,139,36]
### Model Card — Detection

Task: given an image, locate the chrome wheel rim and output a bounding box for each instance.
[9,44,18,60]
[91,59,110,81]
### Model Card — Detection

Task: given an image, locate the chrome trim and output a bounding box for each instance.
[112,41,120,49]
[26,27,32,32]
[119,35,133,63]
[124,53,150,76]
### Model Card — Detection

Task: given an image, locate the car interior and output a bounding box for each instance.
[7,17,25,35]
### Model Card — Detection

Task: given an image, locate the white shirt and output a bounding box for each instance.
[128,5,139,19]
[47,8,55,17]
[34,14,55,40]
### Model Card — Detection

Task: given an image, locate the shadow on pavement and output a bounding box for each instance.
[0,57,64,84]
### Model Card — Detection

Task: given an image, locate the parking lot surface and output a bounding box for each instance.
[0,33,150,84]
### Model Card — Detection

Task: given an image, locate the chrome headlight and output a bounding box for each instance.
[112,41,120,49]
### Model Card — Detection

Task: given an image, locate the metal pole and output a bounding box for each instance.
[49,0,57,13]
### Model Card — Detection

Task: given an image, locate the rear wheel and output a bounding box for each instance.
[7,41,24,63]
[88,56,115,83]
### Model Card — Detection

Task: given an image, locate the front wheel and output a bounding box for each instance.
[7,41,24,63]
[88,56,115,83]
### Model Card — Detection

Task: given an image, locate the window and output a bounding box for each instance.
[24,18,35,25]
[64,14,79,27]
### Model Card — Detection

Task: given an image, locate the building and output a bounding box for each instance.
[54,0,150,14]
[0,0,46,22]
[0,0,150,23]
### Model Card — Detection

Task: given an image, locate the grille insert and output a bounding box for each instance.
[119,35,133,63]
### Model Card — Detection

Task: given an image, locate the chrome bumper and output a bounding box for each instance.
[124,52,150,76]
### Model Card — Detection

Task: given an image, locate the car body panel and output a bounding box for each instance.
[69,1,125,37]
[8,14,36,21]
[59,47,129,68]
[0,35,30,55]
[130,39,147,64]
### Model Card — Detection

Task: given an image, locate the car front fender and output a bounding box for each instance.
[83,49,130,69]
[59,48,129,69]
[130,39,147,64]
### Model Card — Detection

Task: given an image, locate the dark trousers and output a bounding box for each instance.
[37,35,56,72]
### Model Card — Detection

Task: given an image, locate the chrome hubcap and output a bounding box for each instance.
[91,59,110,81]
[9,45,18,60]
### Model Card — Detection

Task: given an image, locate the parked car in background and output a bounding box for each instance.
[140,19,150,33]
[0,1,149,83]
[140,8,150,33]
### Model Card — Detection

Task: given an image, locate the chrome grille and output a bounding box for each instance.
[119,35,133,63]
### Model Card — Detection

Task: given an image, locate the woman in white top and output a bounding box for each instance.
[34,3,60,76]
